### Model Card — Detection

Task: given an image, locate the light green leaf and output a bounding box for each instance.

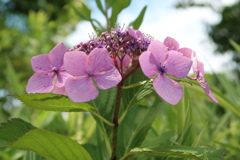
[229,39,240,53]
[11,93,113,126]
[71,3,91,21]
[128,6,147,29]
[0,119,92,160]
[12,93,94,112]
[121,146,225,160]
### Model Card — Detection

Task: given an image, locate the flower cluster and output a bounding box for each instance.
[26,27,218,104]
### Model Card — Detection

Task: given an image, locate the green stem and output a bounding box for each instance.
[111,82,123,160]
[89,111,114,127]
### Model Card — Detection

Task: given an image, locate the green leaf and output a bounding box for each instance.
[110,0,131,27]
[90,87,117,129]
[0,118,36,147]
[12,93,113,126]
[71,3,91,21]
[12,93,94,112]
[128,6,147,29]
[121,146,225,160]
[120,69,153,122]
[95,0,105,15]
[0,119,92,160]
[117,98,160,158]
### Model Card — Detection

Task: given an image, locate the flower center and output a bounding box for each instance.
[52,67,58,73]
[88,71,93,76]
[158,63,167,74]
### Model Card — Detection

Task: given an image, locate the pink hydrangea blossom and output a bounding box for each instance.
[26,42,70,93]
[139,40,192,105]
[64,48,122,103]
[163,36,218,103]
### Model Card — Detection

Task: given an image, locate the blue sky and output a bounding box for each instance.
[66,0,237,73]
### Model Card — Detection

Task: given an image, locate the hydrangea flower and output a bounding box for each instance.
[26,42,70,93]
[163,36,218,103]
[139,40,192,105]
[64,47,122,103]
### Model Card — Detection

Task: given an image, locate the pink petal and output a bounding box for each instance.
[148,40,168,64]
[191,52,204,76]
[191,52,198,75]
[166,50,192,78]
[55,70,71,88]
[93,67,122,89]
[163,37,180,51]
[53,86,66,95]
[153,75,183,105]
[128,28,143,39]
[178,47,193,59]
[139,51,159,78]
[64,51,88,76]
[197,60,205,76]
[88,48,113,73]
[65,76,98,103]
[48,42,69,70]
[26,71,55,93]
[31,54,51,72]
[198,73,218,103]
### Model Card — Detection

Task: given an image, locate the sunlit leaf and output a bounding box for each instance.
[121,146,225,160]
[11,93,113,126]
[229,39,240,53]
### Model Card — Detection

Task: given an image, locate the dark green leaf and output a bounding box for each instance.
[90,87,117,134]
[110,0,131,27]
[128,6,147,29]
[117,98,161,158]
[0,118,36,147]
[120,69,153,122]
[0,119,92,160]
[122,146,225,160]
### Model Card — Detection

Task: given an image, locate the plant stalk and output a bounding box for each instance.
[111,82,123,160]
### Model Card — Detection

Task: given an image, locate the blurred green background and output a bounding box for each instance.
[0,0,240,159]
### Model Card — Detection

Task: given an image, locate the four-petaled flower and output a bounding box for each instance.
[139,40,192,105]
[64,48,122,103]
[26,42,70,94]
[163,36,218,103]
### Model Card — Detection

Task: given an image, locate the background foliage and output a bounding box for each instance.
[0,0,240,159]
